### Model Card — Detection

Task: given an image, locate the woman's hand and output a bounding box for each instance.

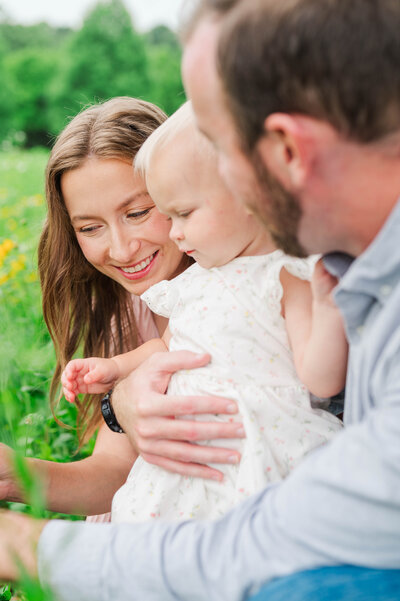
[0,443,21,502]
[111,351,245,481]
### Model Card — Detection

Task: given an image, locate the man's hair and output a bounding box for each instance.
[180,0,239,42]
[185,0,400,150]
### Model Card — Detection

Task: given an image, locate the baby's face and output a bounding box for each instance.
[146,132,271,269]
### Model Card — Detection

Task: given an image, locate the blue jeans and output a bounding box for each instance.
[248,566,400,601]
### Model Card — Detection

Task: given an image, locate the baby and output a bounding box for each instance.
[62,102,345,522]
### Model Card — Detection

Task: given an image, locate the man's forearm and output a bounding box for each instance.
[37,406,400,601]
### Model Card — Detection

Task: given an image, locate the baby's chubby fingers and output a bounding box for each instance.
[61,371,76,403]
[83,369,100,384]
[62,386,75,404]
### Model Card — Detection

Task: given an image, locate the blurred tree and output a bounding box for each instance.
[0,37,13,140]
[62,0,150,110]
[146,42,185,115]
[145,25,180,51]
[5,47,59,146]
[0,0,187,145]
[0,22,71,53]
[144,25,185,115]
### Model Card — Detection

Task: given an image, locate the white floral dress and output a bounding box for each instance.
[112,251,343,523]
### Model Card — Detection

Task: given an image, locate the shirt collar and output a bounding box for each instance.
[323,197,400,336]
[336,197,400,301]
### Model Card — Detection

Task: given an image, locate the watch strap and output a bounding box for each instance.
[101,390,124,433]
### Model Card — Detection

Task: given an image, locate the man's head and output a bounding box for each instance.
[182,0,400,256]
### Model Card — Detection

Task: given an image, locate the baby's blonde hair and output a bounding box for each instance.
[135,100,215,179]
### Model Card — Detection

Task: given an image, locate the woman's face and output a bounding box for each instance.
[61,157,185,296]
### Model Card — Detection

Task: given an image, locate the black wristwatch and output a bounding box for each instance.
[101,390,124,433]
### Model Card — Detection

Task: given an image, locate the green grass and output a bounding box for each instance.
[0,149,94,600]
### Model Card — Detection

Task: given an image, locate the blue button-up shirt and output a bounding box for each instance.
[38,200,400,601]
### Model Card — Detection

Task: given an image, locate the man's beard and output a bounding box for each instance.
[249,151,307,258]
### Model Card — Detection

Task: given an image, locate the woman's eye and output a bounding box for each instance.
[79,225,100,234]
[127,208,152,220]
[179,210,192,218]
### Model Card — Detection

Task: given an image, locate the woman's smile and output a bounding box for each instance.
[116,251,159,279]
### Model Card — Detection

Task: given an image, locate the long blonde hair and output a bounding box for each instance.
[39,97,168,443]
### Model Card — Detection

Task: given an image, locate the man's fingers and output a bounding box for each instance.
[150,350,211,374]
[136,394,238,417]
[140,440,241,466]
[136,417,245,442]
[140,453,225,481]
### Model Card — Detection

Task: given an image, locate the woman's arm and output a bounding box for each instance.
[0,425,137,515]
[111,351,245,481]
[281,261,348,398]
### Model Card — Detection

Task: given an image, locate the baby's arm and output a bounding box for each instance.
[62,333,170,403]
[281,261,348,398]
[112,334,170,379]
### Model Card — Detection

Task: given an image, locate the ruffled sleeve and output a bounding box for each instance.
[140,280,176,318]
[261,251,320,314]
[283,253,320,281]
[140,264,197,318]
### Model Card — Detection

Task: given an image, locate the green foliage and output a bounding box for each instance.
[0,0,185,146]
[0,38,13,140]
[0,584,12,601]
[145,24,181,50]
[146,44,185,115]
[4,48,60,146]
[0,148,93,481]
[0,149,95,599]
[0,22,71,53]
[59,0,150,112]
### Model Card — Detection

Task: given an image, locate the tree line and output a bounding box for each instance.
[0,0,185,147]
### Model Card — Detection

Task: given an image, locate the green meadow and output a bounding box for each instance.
[0,147,94,485]
[0,149,96,599]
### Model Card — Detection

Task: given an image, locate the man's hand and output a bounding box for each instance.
[112,351,245,481]
[0,511,46,581]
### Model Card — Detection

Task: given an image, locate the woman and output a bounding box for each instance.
[0,97,242,516]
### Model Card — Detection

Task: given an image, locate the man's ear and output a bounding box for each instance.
[256,113,314,191]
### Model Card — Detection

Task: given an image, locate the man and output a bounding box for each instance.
[1,1,400,599]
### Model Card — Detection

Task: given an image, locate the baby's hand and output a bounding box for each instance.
[311,258,339,307]
[61,357,120,403]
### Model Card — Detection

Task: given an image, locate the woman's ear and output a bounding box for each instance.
[256,113,314,191]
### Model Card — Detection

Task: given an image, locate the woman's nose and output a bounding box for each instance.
[108,229,140,263]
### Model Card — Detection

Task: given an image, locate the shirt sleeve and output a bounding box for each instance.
[38,364,400,601]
